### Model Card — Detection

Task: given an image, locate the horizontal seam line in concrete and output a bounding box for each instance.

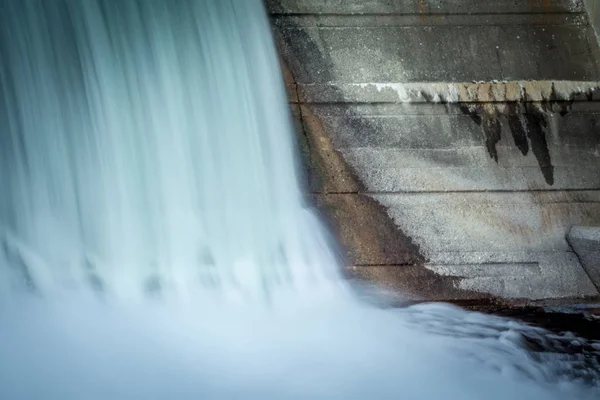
[289,100,600,105]
[295,80,600,85]
[270,12,586,17]
[275,23,585,28]
[292,107,600,115]
[346,264,417,267]
[315,188,600,195]
[292,79,600,85]
[312,167,599,170]
[276,24,586,29]
[411,252,579,255]
[430,263,541,267]
[348,262,541,266]
[291,101,600,105]
[312,113,600,116]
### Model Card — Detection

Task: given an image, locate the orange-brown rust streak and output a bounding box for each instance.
[418,0,428,23]
[527,0,552,12]
[542,0,552,12]
[301,106,363,194]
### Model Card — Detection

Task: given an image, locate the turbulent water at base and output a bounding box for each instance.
[0,1,599,399]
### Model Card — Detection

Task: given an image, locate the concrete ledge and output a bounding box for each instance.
[291,81,600,104]
[568,226,600,288]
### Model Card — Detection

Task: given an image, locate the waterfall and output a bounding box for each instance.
[0,1,598,399]
[0,0,340,301]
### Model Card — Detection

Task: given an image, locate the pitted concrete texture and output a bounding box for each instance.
[568,226,600,289]
[274,0,600,304]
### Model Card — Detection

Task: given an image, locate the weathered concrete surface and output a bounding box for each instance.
[303,102,600,191]
[568,226,600,288]
[273,0,600,84]
[277,25,599,83]
[273,0,600,304]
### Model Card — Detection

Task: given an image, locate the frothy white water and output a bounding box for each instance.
[1,295,599,400]
[0,0,340,301]
[0,1,598,399]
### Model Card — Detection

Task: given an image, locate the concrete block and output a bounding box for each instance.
[300,102,600,192]
[276,25,600,83]
[341,146,600,169]
[568,225,600,288]
[426,254,599,301]
[345,251,599,302]
[346,159,600,193]
[372,191,600,254]
[341,200,600,301]
[303,103,600,149]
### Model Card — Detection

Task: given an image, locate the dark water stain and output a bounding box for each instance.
[507,104,529,156]
[459,104,482,126]
[525,109,554,185]
[483,116,502,163]
[459,102,556,185]
[460,104,504,162]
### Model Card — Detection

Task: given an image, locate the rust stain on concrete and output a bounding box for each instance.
[526,0,551,12]
[315,193,425,267]
[344,265,501,304]
[417,0,428,23]
[300,104,425,266]
[301,105,362,194]
[542,0,552,13]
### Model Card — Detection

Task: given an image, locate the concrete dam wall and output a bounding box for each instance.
[267,0,600,305]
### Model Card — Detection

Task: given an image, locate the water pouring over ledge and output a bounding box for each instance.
[0,0,598,398]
